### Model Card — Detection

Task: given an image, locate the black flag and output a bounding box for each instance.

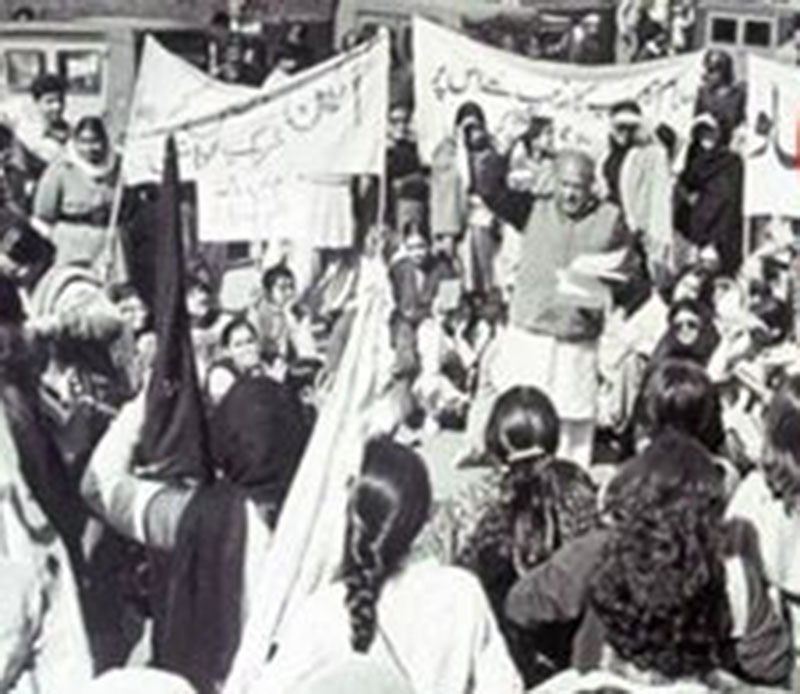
[139,136,210,481]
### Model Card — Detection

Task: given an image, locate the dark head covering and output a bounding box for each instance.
[0,208,55,270]
[652,298,720,366]
[454,101,487,129]
[0,276,24,324]
[157,375,310,694]
[210,375,309,526]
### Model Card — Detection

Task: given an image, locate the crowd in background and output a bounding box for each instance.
[3,8,800,694]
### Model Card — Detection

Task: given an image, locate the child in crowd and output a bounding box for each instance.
[249,263,316,373]
[185,261,229,382]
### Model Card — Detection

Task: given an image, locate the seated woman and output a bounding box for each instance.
[421,386,598,684]
[250,437,523,694]
[506,432,793,689]
[727,374,800,681]
[651,298,720,368]
[205,317,276,406]
[530,438,753,692]
[631,358,740,497]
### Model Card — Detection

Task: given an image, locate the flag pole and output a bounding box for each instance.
[102,167,127,285]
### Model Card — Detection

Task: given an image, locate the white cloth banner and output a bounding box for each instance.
[745,54,800,218]
[413,15,703,165]
[224,260,397,694]
[124,35,389,243]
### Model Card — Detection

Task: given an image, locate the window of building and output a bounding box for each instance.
[710,16,738,44]
[57,50,103,95]
[744,20,772,48]
[5,49,45,92]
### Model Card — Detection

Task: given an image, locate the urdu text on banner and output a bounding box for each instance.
[412,15,704,165]
[744,54,800,219]
[123,34,389,243]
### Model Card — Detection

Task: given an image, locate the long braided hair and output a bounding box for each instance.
[342,438,432,653]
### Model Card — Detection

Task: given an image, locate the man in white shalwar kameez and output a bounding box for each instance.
[469,149,634,467]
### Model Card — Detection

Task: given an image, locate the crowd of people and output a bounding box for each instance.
[0,13,800,694]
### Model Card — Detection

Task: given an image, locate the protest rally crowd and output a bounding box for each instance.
[4,3,800,693]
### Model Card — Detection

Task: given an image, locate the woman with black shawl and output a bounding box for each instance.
[82,375,311,693]
[651,298,721,368]
[674,113,744,277]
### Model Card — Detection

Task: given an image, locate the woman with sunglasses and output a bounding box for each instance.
[652,297,720,368]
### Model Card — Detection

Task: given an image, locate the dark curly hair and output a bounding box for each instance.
[341,438,432,653]
[593,432,732,681]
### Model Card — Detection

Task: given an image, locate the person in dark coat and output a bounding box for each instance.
[674,113,744,277]
[694,49,746,143]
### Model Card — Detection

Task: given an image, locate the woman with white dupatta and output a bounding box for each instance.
[32,116,120,274]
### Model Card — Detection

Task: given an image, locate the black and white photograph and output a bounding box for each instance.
[0,0,800,692]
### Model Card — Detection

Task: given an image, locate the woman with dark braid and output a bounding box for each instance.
[252,438,523,693]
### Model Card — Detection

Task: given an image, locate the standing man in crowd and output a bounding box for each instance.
[470,146,633,466]
[600,100,672,284]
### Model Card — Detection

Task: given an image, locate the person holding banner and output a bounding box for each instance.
[470,147,634,467]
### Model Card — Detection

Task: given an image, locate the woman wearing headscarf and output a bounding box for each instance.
[81,375,311,693]
[430,102,499,295]
[33,116,121,273]
[674,113,744,277]
[651,298,721,367]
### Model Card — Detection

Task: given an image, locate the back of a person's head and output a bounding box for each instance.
[485,385,560,464]
[606,430,726,526]
[342,439,432,653]
[592,434,731,681]
[642,358,724,453]
[30,73,65,100]
[261,263,295,295]
[210,375,310,525]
